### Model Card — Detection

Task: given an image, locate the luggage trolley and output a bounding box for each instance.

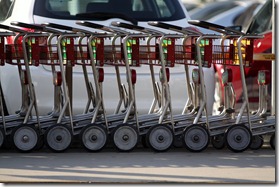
[5,22,73,152]
[76,21,134,115]
[78,21,176,152]
[0,23,51,152]
[0,26,24,149]
[74,26,112,152]
[146,22,219,150]
[146,21,220,152]
[111,21,237,152]
[109,22,168,116]
[110,21,199,152]
[229,33,275,152]
[36,22,112,152]
[76,21,147,152]
[9,22,108,152]
[147,21,255,152]
[59,22,131,152]
[188,20,276,152]
[213,32,268,150]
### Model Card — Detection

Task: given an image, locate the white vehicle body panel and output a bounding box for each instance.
[0,0,215,116]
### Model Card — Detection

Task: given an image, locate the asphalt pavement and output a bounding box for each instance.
[0,143,276,185]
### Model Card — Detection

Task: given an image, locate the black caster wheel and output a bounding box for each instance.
[0,128,5,149]
[249,135,263,150]
[173,134,184,148]
[141,134,149,148]
[270,133,275,150]
[211,134,226,150]
[35,134,45,150]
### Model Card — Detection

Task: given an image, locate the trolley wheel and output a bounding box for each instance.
[35,134,45,150]
[270,133,275,150]
[211,134,226,150]
[112,125,138,152]
[249,135,263,150]
[173,134,183,148]
[225,124,252,153]
[141,134,149,148]
[147,125,174,152]
[0,128,5,148]
[45,125,72,153]
[2,134,12,150]
[80,124,107,152]
[12,125,39,153]
[183,124,209,152]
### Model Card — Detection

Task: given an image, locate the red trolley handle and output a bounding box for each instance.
[10,21,62,35]
[11,21,45,31]
[0,23,27,33]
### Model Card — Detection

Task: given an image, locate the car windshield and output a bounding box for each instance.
[244,0,272,34]
[189,1,239,20]
[34,0,186,23]
[0,0,14,21]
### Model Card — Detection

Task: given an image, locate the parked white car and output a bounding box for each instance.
[0,0,215,116]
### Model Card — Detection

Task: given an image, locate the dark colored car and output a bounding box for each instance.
[189,0,241,21]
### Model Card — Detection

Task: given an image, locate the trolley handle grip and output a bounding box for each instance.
[111,21,164,35]
[188,20,226,34]
[188,20,243,35]
[10,21,45,32]
[148,21,201,35]
[43,22,75,32]
[76,21,106,29]
[41,22,91,35]
[0,23,26,33]
[76,21,128,35]
[111,21,145,31]
[148,21,183,31]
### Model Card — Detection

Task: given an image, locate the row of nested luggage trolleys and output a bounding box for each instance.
[0,20,275,153]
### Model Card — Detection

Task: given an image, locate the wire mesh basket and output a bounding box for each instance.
[137,37,176,67]
[74,37,105,67]
[212,37,254,67]
[0,36,5,66]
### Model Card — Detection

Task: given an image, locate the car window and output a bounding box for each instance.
[233,2,261,27]
[33,0,186,22]
[189,1,239,21]
[0,0,14,21]
[245,0,272,34]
